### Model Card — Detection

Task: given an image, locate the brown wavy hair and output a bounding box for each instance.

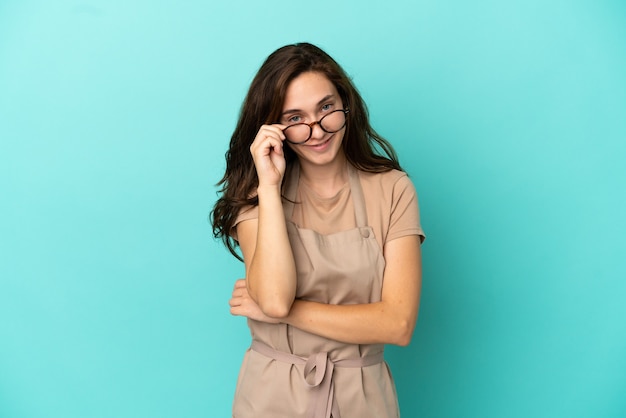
[211,42,403,260]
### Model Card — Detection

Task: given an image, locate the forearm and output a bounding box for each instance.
[283,236,421,346]
[284,299,417,346]
[246,184,297,317]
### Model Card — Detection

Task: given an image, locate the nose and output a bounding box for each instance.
[309,121,325,140]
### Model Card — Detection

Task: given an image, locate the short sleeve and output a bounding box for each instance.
[386,174,426,244]
[230,205,259,242]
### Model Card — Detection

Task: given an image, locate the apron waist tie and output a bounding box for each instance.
[250,340,384,418]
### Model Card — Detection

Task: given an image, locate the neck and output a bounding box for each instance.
[297,153,348,196]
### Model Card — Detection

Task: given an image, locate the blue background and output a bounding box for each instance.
[1,1,625,417]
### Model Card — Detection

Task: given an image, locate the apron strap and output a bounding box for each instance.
[282,162,299,220]
[346,163,368,229]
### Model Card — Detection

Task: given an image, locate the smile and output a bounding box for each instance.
[304,136,333,150]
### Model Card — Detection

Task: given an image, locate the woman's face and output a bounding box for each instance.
[280,71,346,169]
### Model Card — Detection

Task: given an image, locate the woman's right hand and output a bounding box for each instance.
[250,124,287,187]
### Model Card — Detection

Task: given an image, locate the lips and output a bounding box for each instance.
[305,136,332,151]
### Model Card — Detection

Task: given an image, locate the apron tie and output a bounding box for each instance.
[251,340,383,418]
[304,351,337,418]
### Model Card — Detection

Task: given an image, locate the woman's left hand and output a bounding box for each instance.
[229,279,282,323]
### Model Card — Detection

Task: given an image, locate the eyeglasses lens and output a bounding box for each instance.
[284,110,346,144]
[321,110,345,132]
[284,125,310,144]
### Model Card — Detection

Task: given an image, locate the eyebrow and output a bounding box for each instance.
[281,94,336,116]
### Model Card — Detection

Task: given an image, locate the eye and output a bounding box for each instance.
[287,115,302,124]
[321,103,333,112]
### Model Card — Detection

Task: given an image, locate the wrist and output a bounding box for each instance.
[281,299,300,326]
[256,184,282,198]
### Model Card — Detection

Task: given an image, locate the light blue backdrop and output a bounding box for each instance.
[1,1,625,417]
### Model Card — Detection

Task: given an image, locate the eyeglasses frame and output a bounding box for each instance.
[281,108,350,144]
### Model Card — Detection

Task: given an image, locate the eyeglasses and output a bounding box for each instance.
[282,109,349,144]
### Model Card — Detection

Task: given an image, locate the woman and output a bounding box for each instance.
[212,42,425,418]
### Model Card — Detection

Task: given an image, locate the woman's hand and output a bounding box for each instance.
[229,279,281,324]
[249,124,287,187]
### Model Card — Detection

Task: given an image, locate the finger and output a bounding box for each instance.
[234,279,247,289]
[264,136,283,153]
[272,124,287,139]
[231,304,252,317]
[270,140,284,156]
[251,137,283,159]
[255,125,285,143]
[262,124,287,138]
[257,124,286,141]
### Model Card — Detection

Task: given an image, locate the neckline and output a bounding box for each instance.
[283,161,368,228]
[298,177,349,202]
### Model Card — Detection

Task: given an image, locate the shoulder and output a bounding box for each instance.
[357,169,416,197]
[356,168,424,245]
[230,205,258,241]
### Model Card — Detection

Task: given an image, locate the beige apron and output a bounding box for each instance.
[233,162,400,418]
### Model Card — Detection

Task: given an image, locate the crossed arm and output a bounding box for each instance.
[232,215,422,347]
